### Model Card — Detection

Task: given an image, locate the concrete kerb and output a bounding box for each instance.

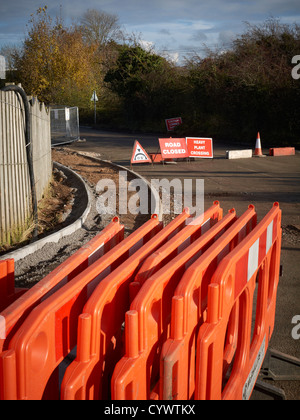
[0,162,92,263]
[99,158,163,221]
[0,155,163,263]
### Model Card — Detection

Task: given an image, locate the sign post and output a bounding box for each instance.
[91,90,99,124]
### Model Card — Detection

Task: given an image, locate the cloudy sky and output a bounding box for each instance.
[0,0,299,62]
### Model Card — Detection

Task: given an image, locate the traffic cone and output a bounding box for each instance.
[254,132,266,157]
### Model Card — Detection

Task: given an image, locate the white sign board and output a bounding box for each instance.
[131,141,152,164]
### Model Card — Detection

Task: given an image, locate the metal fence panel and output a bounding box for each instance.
[50,107,79,146]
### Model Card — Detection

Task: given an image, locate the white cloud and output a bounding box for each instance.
[160,50,180,64]
[139,39,154,51]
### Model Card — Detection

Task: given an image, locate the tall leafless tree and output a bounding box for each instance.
[80,9,123,47]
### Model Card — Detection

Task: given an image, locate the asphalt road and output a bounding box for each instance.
[67,126,300,400]
[69,127,300,224]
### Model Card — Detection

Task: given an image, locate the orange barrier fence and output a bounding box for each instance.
[160,205,257,400]
[0,217,124,400]
[0,203,283,401]
[61,209,192,400]
[1,215,161,400]
[111,209,239,400]
[0,260,27,312]
[130,201,223,302]
[0,217,124,355]
[195,202,282,400]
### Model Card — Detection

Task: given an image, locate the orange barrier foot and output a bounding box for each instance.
[269,147,295,156]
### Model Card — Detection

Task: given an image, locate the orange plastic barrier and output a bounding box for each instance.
[195,202,282,400]
[0,217,124,357]
[61,210,192,400]
[130,201,223,302]
[161,205,257,400]
[1,215,161,400]
[111,210,239,400]
[0,260,27,312]
[0,218,124,400]
[269,147,295,156]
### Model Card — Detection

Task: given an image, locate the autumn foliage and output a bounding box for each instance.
[14,7,101,110]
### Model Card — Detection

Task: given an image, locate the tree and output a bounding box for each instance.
[185,18,300,145]
[80,9,123,48]
[0,44,21,73]
[104,45,181,124]
[105,45,165,97]
[14,6,100,107]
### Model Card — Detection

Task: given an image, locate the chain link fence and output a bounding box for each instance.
[50,106,80,146]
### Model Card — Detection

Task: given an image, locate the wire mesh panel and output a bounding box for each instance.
[0,56,5,80]
[50,107,80,146]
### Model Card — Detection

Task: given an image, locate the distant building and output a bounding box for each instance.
[0,55,6,79]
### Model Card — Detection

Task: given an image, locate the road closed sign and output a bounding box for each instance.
[186,137,213,158]
[159,138,189,159]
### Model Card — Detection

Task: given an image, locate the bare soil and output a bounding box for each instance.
[52,148,151,233]
[38,168,74,233]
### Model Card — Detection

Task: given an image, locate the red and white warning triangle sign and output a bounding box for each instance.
[131,140,152,164]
